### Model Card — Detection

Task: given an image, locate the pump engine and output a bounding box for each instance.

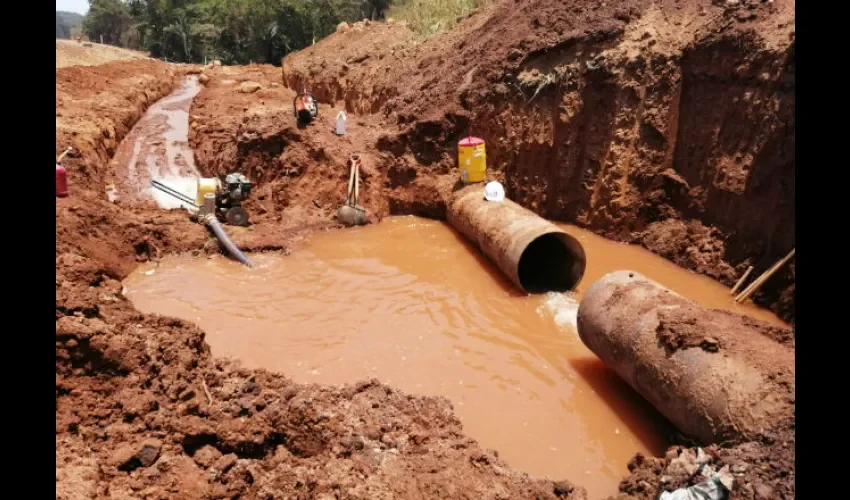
[150,172,254,227]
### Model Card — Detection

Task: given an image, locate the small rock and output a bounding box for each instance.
[107,439,162,471]
[701,337,720,352]
[730,463,749,474]
[753,482,774,499]
[107,444,137,469]
[213,453,238,473]
[198,73,210,84]
[239,81,262,94]
[136,439,162,467]
[193,445,223,468]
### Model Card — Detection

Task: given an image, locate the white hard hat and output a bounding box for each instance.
[484,181,505,202]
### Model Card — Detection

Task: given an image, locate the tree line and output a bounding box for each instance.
[80,0,391,65]
[57,11,84,39]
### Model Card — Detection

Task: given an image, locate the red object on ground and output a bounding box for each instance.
[56,164,69,197]
[458,136,485,147]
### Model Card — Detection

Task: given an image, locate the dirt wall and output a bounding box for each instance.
[56,60,585,500]
[282,0,795,323]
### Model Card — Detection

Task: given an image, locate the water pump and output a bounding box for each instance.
[150,172,254,227]
[197,173,253,226]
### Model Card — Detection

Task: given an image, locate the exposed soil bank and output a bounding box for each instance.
[187,67,793,500]
[56,60,586,499]
[56,0,795,496]
[274,1,795,498]
[283,0,796,325]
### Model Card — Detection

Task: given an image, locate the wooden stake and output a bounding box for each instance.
[729,266,754,296]
[735,249,795,303]
[56,146,73,164]
[201,378,214,405]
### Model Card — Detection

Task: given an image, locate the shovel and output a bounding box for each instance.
[337,154,368,226]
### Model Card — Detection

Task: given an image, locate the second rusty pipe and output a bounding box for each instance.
[446,185,586,293]
[577,271,795,443]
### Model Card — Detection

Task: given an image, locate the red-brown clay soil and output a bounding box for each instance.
[57,61,585,499]
[284,0,796,324]
[56,0,794,498]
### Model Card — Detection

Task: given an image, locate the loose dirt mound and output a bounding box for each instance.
[283,0,796,324]
[57,61,585,500]
[190,64,454,237]
[56,39,151,69]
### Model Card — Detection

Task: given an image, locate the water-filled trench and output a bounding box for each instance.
[124,216,785,499]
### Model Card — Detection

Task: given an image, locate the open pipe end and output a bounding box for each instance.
[517,232,586,293]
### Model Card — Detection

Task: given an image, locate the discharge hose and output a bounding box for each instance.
[203,214,254,268]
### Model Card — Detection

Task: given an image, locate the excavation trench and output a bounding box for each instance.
[107,75,202,207]
[106,74,785,499]
[124,216,785,499]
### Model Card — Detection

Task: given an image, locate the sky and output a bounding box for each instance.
[56,0,89,15]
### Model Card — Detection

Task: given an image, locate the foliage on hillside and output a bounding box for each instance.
[81,0,391,65]
[386,0,492,37]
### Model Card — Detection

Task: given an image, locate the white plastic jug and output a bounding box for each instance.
[335,111,347,136]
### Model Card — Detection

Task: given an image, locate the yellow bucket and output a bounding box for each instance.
[196,178,218,207]
[458,136,487,183]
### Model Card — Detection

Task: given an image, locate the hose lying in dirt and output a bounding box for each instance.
[203,215,254,268]
[577,270,795,444]
[446,185,586,293]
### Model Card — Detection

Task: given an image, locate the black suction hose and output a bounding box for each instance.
[203,215,253,268]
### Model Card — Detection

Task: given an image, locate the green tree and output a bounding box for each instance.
[83,0,395,64]
[83,0,133,45]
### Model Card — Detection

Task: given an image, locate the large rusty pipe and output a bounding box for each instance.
[446,185,586,293]
[577,271,795,444]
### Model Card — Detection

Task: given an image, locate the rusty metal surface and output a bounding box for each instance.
[446,185,586,293]
[577,271,795,443]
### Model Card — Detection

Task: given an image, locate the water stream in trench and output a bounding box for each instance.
[124,216,786,499]
[106,76,202,207]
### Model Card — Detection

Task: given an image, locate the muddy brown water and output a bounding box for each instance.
[124,216,785,499]
[107,76,202,207]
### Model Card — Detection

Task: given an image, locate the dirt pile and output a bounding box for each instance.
[189,64,455,235]
[282,20,416,115]
[56,60,586,500]
[282,0,796,324]
[56,39,151,69]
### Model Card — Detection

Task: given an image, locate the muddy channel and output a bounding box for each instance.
[106,76,202,207]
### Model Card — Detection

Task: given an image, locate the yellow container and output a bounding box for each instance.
[458,136,487,183]
[196,178,218,207]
